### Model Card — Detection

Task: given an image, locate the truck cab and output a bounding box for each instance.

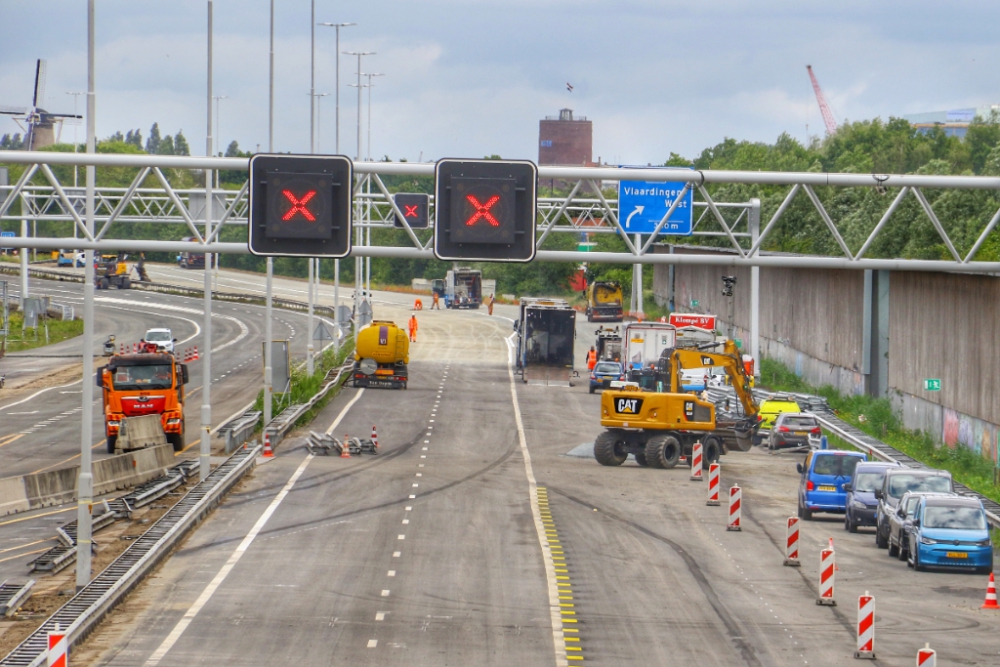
[445,268,482,309]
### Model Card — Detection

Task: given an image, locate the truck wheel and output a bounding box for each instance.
[634,452,650,467]
[168,427,185,452]
[99,277,109,290]
[702,437,722,468]
[594,431,628,466]
[106,435,117,454]
[644,435,681,469]
[121,277,131,289]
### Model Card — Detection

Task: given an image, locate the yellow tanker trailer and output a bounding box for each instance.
[350,320,410,389]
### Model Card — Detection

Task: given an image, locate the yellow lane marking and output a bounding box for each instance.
[564,637,580,642]
[559,603,574,608]
[0,433,26,448]
[0,506,75,527]
[556,575,570,581]
[0,547,48,564]
[0,537,56,554]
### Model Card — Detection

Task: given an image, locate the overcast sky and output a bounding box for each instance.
[2,1,999,164]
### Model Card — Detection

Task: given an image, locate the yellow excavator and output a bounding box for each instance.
[595,340,760,469]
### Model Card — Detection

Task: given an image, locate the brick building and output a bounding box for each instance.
[538,109,594,166]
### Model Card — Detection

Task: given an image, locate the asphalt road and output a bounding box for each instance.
[59,295,998,667]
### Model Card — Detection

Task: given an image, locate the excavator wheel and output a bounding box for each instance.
[594,431,628,466]
[702,437,722,468]
[634,452,650,467]
[645,434,682,469]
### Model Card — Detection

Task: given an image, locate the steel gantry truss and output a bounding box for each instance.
[3,150,1000,272]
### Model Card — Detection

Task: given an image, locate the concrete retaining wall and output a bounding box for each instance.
[0,444,176,516]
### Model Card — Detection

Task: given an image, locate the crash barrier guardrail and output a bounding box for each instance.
[305,432,378,457]
[0,580,35,617]
[264,359,355,449]
[0,444,260,667]
[219,410,262,454]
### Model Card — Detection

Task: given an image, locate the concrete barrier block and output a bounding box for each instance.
[23,466,80,509]
[93,444,174,495]
[0,476,30,516]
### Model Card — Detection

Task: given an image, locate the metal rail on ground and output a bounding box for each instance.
[0,445,259,667]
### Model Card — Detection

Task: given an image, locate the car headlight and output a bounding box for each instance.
[920,536,938,545]
[852,501,867,510]
[977,538,992,547]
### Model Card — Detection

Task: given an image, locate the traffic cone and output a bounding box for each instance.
[341,434,351,458]
[193,346,199,360]
[262,433,273,458]
[371,425,378,451]
[982,573,999,609]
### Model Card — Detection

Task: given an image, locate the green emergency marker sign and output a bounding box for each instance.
[924,379,941,391]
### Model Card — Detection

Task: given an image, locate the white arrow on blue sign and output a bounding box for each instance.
[618,177,694,235]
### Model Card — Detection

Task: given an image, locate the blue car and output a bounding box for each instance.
[796,450,867,520]
[908,496,994,573]
[589,361,624,394]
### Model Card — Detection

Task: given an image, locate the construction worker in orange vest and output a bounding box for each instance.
[408,314,418,342]
[587,346,598,371]
[487,294,494,316]
[431,292,440,309]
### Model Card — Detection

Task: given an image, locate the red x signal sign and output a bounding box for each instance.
[404,204,419,217]
[282,190,317,221]
[465,194,500,227]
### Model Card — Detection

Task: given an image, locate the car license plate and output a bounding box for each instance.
[818,485,836,492]
[794,431,807,435]
[946,551,968,559]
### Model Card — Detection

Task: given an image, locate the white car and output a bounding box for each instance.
[143,328,176,353]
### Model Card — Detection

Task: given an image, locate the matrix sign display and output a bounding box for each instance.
[393,193,430,229]
[434,159,537,262]
[248,154,352,258]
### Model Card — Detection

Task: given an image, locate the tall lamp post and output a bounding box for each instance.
[362,72,384,161]
[343,51,375,161]
[319,22,356,154]
[308,92,330,152]
[212,95,227,155]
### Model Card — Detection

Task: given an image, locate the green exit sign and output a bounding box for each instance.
[924,379,941,391]
[691,299,699,308]
[734,338,743,349]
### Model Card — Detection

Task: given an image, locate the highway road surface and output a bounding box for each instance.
[37,291,993,667]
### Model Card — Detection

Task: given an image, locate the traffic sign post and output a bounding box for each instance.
[923,379,941,391]
[393,193,429,229]
[434,158,537,262]
[618,177,694,236]
[248,154,353,258]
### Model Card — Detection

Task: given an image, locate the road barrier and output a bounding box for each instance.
[917,644,936,666]
[817,548,835,605]
[784,517,800,566]
[0,580,35,617]
[689,442,703,481]
[706,463,720,505]
[854,592,875,659]
[262,433,273,458]
[46,627,66,667]
[727,486,741,531]
[981,573,998,609]
[371,424,379,451]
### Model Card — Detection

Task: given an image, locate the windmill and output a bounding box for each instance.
[0,60,82,150]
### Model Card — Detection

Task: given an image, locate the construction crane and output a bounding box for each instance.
[806,65,837,135]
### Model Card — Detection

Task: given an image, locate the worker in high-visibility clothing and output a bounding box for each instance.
[431,292,440,309]
[586,346,598,371]
[408,314,418,342]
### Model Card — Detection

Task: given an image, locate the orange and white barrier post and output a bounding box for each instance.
[341,434,351,458]
[262,432,273,458]
[371,424,379,451]
[817,547,835,605]
[784,517,800,567]
[854,592,875,659]
[689,442,703,481]
[727,485,741,531]
[916,644,936,667]
[982,572,999,609]
[47,623,67,667]
[706,462,720,505]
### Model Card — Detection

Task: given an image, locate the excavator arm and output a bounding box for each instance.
[667,341,758,419]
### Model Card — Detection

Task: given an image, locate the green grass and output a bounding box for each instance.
[252,336,356,430]
[1,312,84,353]
[760,358,1000,506]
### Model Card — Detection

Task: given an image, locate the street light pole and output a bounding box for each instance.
[343,51,375,161]
[308,92,330,152]
[319,22,356,154]
[65,91,85,188]
[363,72,384,161]
[309,0,315,154]
[212,95,227,156]
[268,0,274,153]
[76,0,97,592]
[201,0,214,483]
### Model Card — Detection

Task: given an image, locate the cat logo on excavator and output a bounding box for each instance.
[615,397,643,414]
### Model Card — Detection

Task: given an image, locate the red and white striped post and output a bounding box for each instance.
[916,644,936,667]
[727,485,741,531]
[854,592,875,659]
[784,517,800,566]
[371,424,379,451]
[47,624,67,667]
[706,463,721,505]
[817,547,835,605]
[689,442,703,481]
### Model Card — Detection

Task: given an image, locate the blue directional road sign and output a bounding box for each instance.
[618,177,694,236]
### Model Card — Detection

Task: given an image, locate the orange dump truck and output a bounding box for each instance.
[96,344,189,453]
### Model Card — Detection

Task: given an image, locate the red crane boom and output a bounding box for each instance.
[806,65,837,135]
